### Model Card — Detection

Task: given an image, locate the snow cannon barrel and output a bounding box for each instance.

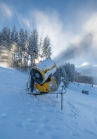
[30,59,57,85]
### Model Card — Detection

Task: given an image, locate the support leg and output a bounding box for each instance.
[56,94,58,98]
[61,93,63,110]
[26,83,28,91]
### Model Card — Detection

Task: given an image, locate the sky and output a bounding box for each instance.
[0,0,97,67]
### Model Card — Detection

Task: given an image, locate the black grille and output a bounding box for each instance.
[30,68,44,84]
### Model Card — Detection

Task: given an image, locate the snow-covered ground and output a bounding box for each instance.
[0,66,97,139]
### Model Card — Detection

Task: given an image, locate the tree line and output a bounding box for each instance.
[54,63,97,88]
[0,26,51,68]
[54,63,75,88]
[75,71,97,85]
[0,26,96,86]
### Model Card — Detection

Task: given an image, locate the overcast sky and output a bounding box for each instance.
[0,0,97,67]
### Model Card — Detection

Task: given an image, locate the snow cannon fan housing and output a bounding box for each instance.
[30,59,57,92]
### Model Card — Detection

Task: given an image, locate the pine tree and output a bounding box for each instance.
[24,30,29,42]
[28,29,38,66]
[6,27,11,52]
[11,26,17,42]
[64,63,75,82]
[18,28,25,67]
[53,68,61,88]
[2,27,8,41]
[47,46,52,58]
[64,63,70,81]
[42,36,52,59]
[15,31,19,44]
[39,37,44,59]
[14,31,19,65]
[23,30,29,67]
[19,28,25,50]
[60,66,68,87]
[70,64,75,82]
[24,30,29,46]
[1,27,11,49]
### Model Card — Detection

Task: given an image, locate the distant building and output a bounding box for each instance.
[0,42,28,67]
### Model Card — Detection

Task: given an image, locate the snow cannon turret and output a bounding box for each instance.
[30,59,57,93]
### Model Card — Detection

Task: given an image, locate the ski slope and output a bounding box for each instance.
[0,66,97,139]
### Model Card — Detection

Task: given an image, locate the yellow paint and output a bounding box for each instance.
[35,82,49,92]
[31,63,57,92]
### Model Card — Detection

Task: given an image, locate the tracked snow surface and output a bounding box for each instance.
[0,66,97,139]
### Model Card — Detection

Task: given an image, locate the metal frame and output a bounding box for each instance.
[26,82,66,110]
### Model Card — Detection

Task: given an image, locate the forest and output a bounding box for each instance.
[0,26,96,86]
[0,26,51,68]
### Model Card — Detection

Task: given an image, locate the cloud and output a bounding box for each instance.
[94,65,97,67]
[21,18,31,29]
[17,14,32,29]
[0,2,13,19]
[83,13,97,34]
[53,12,97,66]
[82,62,90,67]
[83,13,97,51]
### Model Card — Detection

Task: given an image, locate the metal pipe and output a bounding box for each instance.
[61,93,63,110]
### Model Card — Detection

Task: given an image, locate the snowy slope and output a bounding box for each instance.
[0,66,97,139]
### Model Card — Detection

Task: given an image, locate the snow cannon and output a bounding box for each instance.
[30,59,57,93]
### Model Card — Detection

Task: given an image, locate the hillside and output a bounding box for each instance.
[0,66,97,139]
[76,65,97,76]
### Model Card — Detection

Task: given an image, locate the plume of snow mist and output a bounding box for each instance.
[54,33,95,66]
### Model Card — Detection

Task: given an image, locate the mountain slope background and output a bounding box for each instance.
[76,64,97,76]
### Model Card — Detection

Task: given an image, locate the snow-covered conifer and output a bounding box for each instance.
[18,28,26,67]
[1,27,8,41]
[19,28,25,50]
[54,68,61,87]
[58,66,68,87]
[24,30,29,52]
[6,27,11,43]
[28,29,38,66]
[15,31,19,45]
[11,26,17,42]
[42,36,52,59]
[70,64,75,81]
[1,27,11,49]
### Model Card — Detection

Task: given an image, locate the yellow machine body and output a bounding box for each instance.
[35,77,57,92]
[30,59,57,93]
[31,64,57,85]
